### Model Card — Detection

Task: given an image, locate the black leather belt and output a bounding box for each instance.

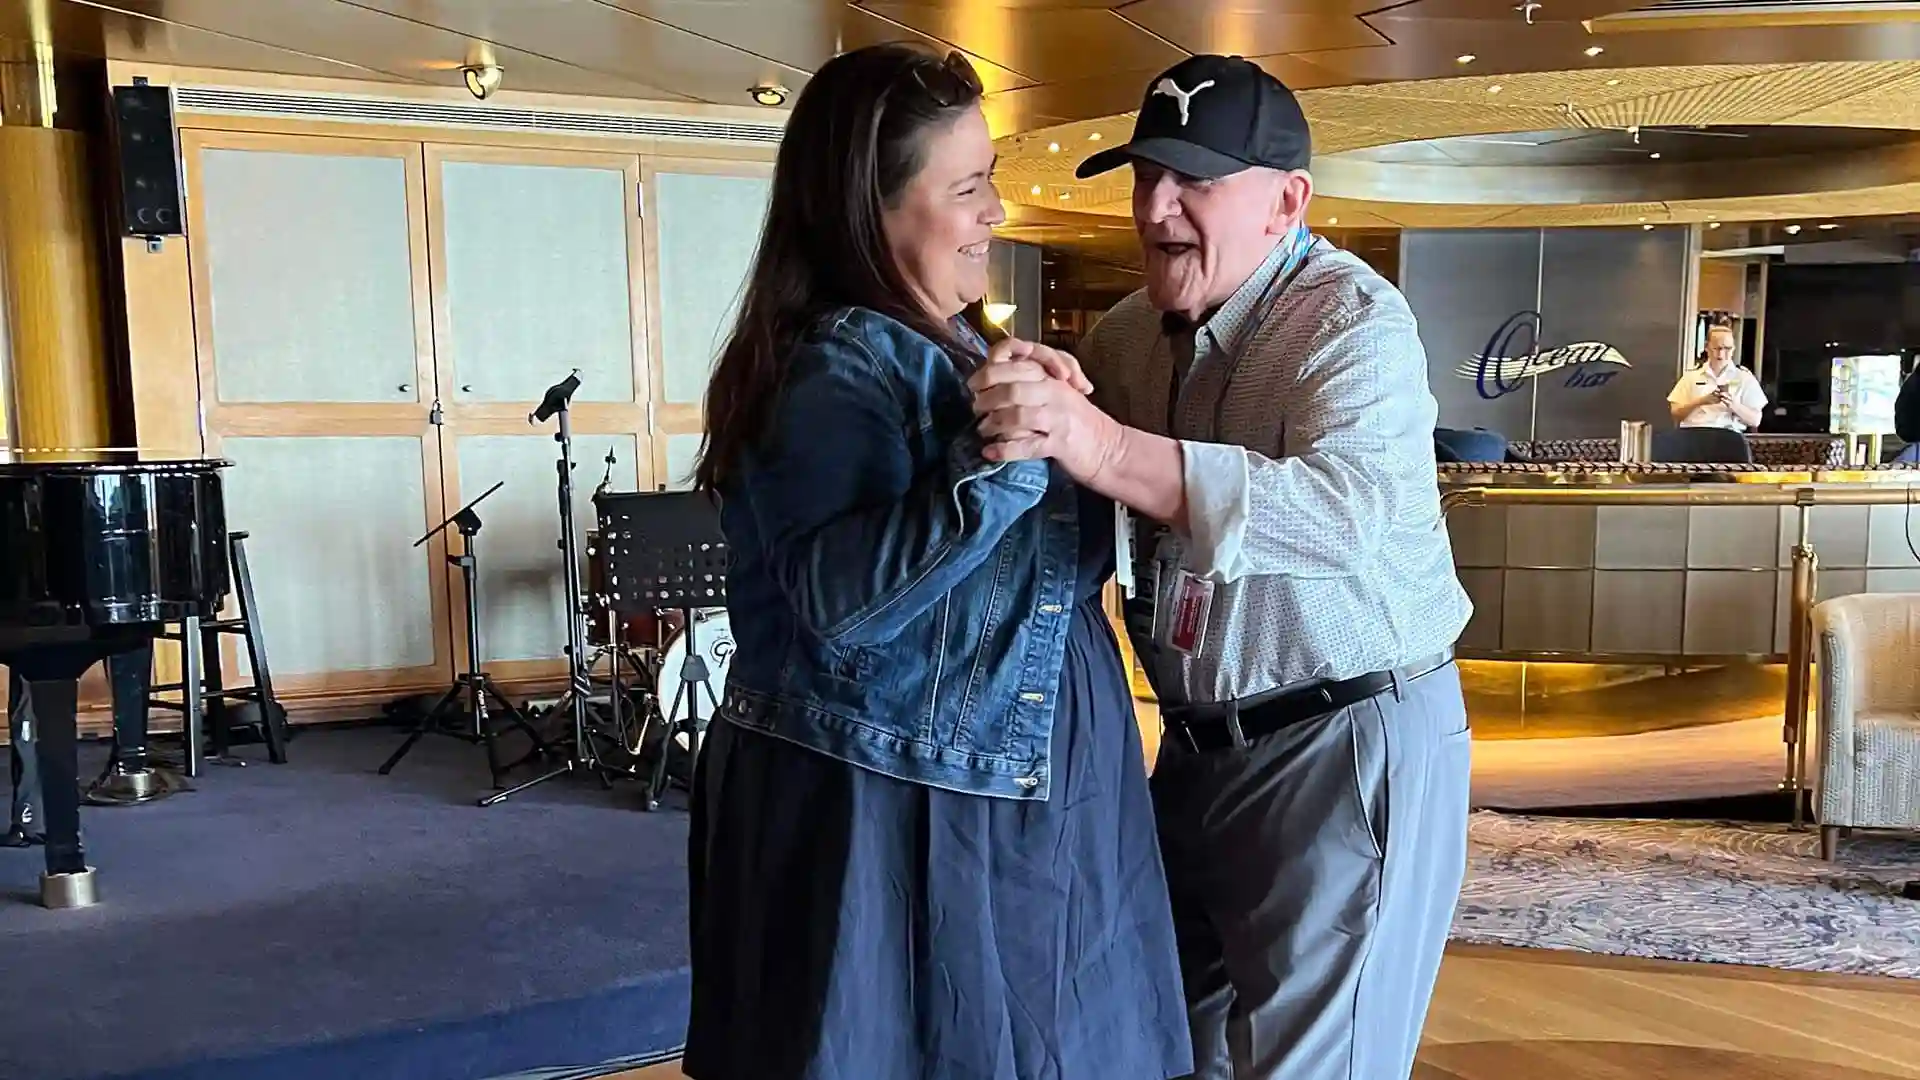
[1162,651,1454,754]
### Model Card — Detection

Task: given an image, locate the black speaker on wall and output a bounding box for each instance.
[111,82,184,237]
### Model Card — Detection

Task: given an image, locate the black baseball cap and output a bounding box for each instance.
[1076,55,1311,181]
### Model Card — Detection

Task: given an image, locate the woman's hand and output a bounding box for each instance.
[984,337,1093,395]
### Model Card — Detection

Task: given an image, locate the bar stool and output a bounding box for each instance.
[150,531,289,771]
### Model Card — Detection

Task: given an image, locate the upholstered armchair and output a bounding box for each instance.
[1812,594,1920,860]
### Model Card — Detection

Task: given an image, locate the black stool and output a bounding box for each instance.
[150,531,289,769]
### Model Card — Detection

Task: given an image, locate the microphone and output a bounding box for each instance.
[531,370,581,424]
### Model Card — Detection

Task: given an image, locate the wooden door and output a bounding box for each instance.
[183,130,452,703]
[425,145,651,685]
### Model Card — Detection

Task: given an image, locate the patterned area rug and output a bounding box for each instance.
[1453,811,1920,978]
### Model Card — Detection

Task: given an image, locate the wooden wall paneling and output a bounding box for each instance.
[425,144,654,686]
[182,129,453,704]
[639,157,774,491]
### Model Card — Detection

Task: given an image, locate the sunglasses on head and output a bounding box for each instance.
[904,50,983,108]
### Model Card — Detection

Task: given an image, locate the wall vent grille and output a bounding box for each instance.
[172,86,786,146]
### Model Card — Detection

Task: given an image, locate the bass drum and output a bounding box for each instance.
[655,609,734,755]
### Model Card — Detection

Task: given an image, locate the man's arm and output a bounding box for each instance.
[1080,300,1431,584]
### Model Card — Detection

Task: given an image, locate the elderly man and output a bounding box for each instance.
[969,55,1473,1080]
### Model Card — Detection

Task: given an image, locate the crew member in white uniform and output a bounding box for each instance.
[1669,323,1766,431]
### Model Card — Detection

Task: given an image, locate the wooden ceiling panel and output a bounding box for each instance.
[1116,0,1387,58]
[89,0,673,98]
[1577,60,1920,128]
[346,0,804,103]
[604,1,1033,94]
[0,3,406,80]
[854,3,1182,85]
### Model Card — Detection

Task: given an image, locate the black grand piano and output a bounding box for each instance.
[0,454,230,909]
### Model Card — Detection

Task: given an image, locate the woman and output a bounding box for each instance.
[685,44,1190,1080]
[1669,322,1766,431]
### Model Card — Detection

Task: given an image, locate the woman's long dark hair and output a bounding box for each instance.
[693,45,986,493]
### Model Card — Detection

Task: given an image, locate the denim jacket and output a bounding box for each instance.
[714,307,1083,800]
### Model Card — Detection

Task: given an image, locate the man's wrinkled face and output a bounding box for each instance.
[1132,161,1310,321]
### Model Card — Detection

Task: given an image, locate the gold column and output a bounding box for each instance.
[0,38,114,456]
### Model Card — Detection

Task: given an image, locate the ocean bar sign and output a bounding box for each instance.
[1457,310,1631,400]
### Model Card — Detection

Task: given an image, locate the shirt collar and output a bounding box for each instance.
[1161,227,1314,358]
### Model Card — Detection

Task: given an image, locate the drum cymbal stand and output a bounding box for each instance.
[481,371,626,806]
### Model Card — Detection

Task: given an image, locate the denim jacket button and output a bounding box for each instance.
[1039,603,1064,614]
[1019,691,1045,703]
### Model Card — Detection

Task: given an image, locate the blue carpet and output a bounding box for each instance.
[0,724,691,1080]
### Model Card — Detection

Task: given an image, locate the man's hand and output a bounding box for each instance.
[984,336,1094,395]
[967,355,1123,484]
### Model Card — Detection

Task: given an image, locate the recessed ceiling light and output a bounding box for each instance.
[1029,185,1041,195]
[1487,84,1503,94]
[1708,222,1721,229]
[1606,78,1621,86]
[1088,132,1103,141]
[1785,224,1801,234]
[1819,222,1839,230]
[1649,152,1661,159]
[1638,216,1647,222]
[1079,233,1094,238]
[1585,45,1605,57]
[1328,216,1339,225]
[1642,223,1654,230]
[748,83,788,107]
[1057,192,1071,200]
[1047,142,1060,153]
[1457,54,1476,64]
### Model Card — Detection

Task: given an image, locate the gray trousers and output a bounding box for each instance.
[1150,662,1472,1080]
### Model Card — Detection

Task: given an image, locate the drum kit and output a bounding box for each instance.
[473,371,733,811]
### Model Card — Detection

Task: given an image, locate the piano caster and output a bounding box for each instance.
[86,766,191,807]
[39,867,98,910]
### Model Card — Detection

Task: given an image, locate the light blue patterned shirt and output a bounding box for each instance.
[1080,236,1472,704]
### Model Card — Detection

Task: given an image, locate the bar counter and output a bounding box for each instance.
[1439,461,1920,807]
[1440,463,1920,664]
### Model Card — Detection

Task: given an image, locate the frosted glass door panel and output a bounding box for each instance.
[441,161,636,404]
[656,171,770,406]
[456,434,639,663]
[220,436,438,674]
[200,149,419,403]
[663,433,703,491]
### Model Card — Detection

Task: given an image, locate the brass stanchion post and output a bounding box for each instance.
[1786,499,1818,828]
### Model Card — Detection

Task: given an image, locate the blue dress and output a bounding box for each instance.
[683,481,1192,1080]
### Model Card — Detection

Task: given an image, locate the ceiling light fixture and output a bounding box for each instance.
[1649,152,1661,159]
[1585,45,1605,57]
[1514,1,1542,25]
[1047,142,1060,153]
[1819,222,1839,230]
[1708,221,1721,229]
[1457,54,1476,64]
[1030,184,1041,195]
[1606,78,1621,86]
[1487,84,1503,94]
[1328,216,1339,225]
[749,83,789,107]
[1642,223,1654,230]
[462,64,504,100]
[1785,224,1802,234]
[1088,132,1103,141]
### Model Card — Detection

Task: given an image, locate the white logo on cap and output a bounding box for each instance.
[1152,77,1215,126]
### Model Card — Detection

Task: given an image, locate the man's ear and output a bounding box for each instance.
[1272,169,1314,234]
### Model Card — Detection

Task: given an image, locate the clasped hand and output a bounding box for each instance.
[967,337,1122,484]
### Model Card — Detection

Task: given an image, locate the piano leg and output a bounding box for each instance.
[5,671,43,848]
[88,642,186,806]
[27,677,96,909]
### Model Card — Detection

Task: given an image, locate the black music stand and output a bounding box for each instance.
[380,480,553,788]
[595,489,728,810]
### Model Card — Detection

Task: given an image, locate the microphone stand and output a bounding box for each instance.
[480,371,598,806]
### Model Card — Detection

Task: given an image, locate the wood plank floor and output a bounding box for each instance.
[614,944,1920,1080]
